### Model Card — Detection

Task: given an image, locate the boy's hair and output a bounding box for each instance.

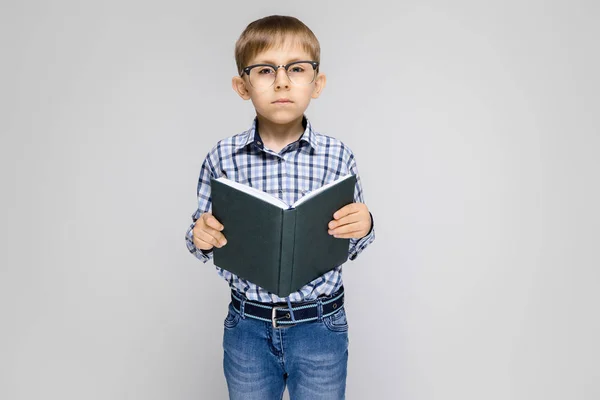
[234,15,321,76]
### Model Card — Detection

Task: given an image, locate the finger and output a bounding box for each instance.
[193,236,216,251]
[333,203,360,220]
[193,230,216,249]
[332,231,363,239]
[196,215,226,241]
[328,221,364,236]
[194,219,222,240]
[203,213,224,231]
[328,213,361,230]
[195,228,227,248]
[201,223,225,242]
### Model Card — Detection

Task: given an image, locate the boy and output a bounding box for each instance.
[185,15,375,400]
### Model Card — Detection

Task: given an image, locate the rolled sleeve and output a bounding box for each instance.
[185,210,213,263]
[185,150,218,263]
[347,155,375,261]
[348,211,375,260]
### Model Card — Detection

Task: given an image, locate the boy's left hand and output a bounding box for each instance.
[328,202,371,239]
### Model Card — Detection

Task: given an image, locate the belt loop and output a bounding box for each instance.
[316,298,323,322]
[239,297,246,319]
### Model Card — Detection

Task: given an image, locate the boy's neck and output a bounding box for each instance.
[256,114,305,151]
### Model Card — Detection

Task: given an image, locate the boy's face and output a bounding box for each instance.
[232,38,326,126]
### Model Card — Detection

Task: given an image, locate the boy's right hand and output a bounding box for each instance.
[192,212,227,251]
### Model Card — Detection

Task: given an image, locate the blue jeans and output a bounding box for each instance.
[222,295,349,400]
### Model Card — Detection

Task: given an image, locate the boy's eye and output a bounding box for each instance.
[257,67,275,75]
[289,66,305,73]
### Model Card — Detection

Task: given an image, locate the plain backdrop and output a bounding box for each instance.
[1,1,599,399]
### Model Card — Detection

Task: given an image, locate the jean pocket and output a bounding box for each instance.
[224,303,241,329]
[323,307,348,332]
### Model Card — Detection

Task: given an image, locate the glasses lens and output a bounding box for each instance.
[249,66,277,89]
[286,62,316,85]
[248,63,316,88]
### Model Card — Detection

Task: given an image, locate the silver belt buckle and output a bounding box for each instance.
[271,306,283,328]
[271,306,295,329]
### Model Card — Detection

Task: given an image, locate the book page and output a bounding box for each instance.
[292,174,354,207]
[215,177,289,209]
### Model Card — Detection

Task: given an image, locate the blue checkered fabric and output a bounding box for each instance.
[185,115,375,303]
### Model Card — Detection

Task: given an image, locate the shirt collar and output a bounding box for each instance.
[238,115,319,152]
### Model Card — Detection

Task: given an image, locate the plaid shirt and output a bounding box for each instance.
[185,115,375,303]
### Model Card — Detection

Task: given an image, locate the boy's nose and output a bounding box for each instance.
[274,68,290,89]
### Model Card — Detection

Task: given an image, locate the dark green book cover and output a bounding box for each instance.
[211,174,356,298]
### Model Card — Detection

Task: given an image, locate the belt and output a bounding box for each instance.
[230,286,345,329]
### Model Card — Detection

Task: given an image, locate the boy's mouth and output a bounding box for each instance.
[273,98,293,104]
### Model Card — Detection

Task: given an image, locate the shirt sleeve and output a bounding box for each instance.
[185,149,218,263]
[347,155,375,261]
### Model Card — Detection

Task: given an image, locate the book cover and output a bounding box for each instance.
[211,174,356,297]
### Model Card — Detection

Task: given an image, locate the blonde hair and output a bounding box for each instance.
[234,15,321,75]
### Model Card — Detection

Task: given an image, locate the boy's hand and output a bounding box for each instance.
[193,212,227,250]
[328,202,371,239]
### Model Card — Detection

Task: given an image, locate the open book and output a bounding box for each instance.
[211,174,356,297]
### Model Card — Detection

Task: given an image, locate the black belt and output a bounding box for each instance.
[230,286,345,328]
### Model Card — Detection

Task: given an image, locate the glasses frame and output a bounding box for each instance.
[241,60,320,89]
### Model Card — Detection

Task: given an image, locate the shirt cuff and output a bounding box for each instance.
[185,227,213,263]
[348,212,375,261]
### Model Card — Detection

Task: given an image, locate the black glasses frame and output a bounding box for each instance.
[240,60,320,86]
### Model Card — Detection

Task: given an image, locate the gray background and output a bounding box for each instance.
[2,0,599,399]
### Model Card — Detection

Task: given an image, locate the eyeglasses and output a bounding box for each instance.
[241,61,320,89]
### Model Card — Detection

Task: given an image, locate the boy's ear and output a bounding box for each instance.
[311,72,326,99]
[232,76,251,100]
